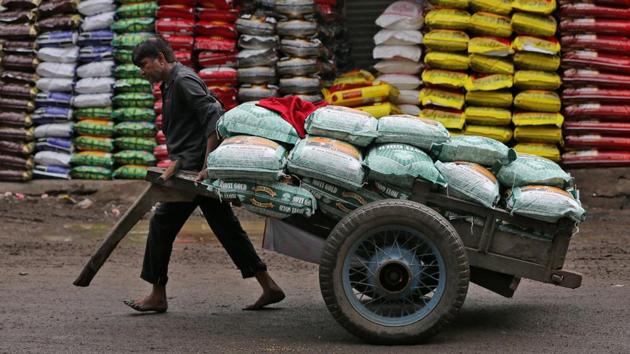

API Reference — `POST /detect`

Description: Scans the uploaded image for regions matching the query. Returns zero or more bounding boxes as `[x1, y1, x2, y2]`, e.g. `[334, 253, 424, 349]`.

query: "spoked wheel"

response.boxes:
[319, 200, 469, 345]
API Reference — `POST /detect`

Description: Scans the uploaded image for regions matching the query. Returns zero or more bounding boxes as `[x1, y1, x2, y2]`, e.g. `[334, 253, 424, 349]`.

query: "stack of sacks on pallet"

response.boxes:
[0, 0, 39, 182]
[373, 1, 424, 116]
[560, 1, 630, 167]
[33, 0, 82, 179]
[69, 0, 116, 180]
[110, 0, 157, 180]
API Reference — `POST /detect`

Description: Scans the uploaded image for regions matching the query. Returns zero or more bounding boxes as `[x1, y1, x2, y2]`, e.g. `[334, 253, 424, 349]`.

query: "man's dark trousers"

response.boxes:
[141, 196, 267, 285]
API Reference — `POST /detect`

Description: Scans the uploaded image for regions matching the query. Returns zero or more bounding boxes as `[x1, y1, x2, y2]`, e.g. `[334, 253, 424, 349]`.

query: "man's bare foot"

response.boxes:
[243, 288, 286, 311]
[124, 286, 168, 313]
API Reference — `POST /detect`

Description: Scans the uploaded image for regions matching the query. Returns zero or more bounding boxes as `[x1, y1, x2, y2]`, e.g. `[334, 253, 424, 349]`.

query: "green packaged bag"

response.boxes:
[376, 115, 450, 151]
[114, 64, 143, 79]
[70, 151, 114, 168]
[365, 143, 447, 189]
[431, 136, 517, 167]
[113, 93, 154, 108]
[302, 178, 382, 220]
[114, 150, 156, 166]
[497, 154, 573, 189]
[75, 119, 115, 137]
[74, 107, 112, 121]
[217, 102, 299, 145]
[506, 186, 586, 223]
[112, 33, 155, 49]
[114, 79, 152, 94]
[435, 161, 500, 208]
[115, 121, 155, 137]
[112, 108, 155, 122]
[113, 49, 133, 64]
[71, 166, 112, 180]
[74, 136, 114, 152]
[113, 165, 148, 179]
[111, 17, 155, 33]
[115, 2, 158, 19]
[114, 137, 156, 151]
[305, 106, 378, 147]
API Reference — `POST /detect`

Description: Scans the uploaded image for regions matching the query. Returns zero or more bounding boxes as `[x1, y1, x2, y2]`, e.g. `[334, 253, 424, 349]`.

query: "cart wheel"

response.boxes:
[319, 200, 469, 345]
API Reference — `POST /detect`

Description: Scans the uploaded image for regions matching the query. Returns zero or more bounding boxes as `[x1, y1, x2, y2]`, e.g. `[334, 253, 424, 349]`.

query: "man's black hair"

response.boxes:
[132, 38, 176, 67]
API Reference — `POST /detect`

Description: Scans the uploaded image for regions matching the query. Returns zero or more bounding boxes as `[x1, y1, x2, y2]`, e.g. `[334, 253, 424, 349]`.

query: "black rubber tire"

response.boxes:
[319, 199, 470, 345]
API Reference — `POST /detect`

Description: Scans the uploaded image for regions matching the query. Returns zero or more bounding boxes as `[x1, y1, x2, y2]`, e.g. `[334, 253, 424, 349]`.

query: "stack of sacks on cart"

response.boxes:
[203, 98, 585, 233]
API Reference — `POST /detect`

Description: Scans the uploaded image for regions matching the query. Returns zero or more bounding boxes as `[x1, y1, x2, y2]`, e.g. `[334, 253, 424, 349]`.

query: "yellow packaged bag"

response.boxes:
[420, 87, 466, 110]
[448, 129, 465, 137]
[466, 90, 513, 108]
[514, 126, 563, 143]
[422, 69, 468, 88]
[465, 74, 513, 91]
[355, 102, 401, 118]
[428, 0, 469, 9]
[327, 83, 398, 107]
[465, 125, 513, 143]
[514, 70, 562, 90]
[469, 54, 514, 74]
[513, 36, 561, 55]
[424, 52, 470, 71]
[420, 107, 466, 130]
[513, 143, 561, 162]
[511, 12, 557, 37]
[512, 112, 564, 127]
[468, 36, 514, 57]
[469, 12, 512, 38]
[514, 90, 561, 112]
[425, 9, 471, 30]
[424, 30, 469, 52]
[328, 70, 375, 92]
[512, 0, 557, 15]
[465, 106, 512, 126]
[513, 52, 560, 72]
[471, 0, 512, 15]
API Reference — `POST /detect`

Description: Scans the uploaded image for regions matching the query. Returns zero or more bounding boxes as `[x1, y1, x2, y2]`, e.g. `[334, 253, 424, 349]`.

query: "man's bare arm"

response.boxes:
[195, 133, 220, 181]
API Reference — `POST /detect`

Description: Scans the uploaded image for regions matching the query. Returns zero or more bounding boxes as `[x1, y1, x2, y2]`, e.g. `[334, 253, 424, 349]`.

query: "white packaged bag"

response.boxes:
[37, 46, 79, 63]
[36, 78, 74, 92]
[78, 0, 115, 16]
[34, 151, 72, 167]
[377, 74, 422, 90]
[36, 62, 76, 79]
[72, 93, 112, 108]
[374, 30, 423, 46]
[399, 104, 421, 116]
[34, 123, 74, 139]
[75, 77, 115, 94]
[394, 89, 421, 105]
[373, 45, 422, 62]
[81, 11, 115, 31]
[375, 59, 423, 74]
[375, 1, 424, 30]
[77, 60, 114, 78]
[435, 161, 500, 208]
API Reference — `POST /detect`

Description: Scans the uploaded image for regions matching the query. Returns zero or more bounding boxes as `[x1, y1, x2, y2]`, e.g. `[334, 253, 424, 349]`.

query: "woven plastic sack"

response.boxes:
[114, 137, 156, 151]
[114, 122, 155, 138]
[217, 102, 298, 145]
[112, 108, 155, 122]
[75, 120, 114, 137]
[435, 161, 500, 208]
[514, 143, 560, 162]
[422, 69, 468, 88]
[112, 93, 154, 109]
[113, 165, 148, 179]
[470, 12, 512, 38]
[425, 9, 470, 30]
[512, 112, 563, 127]
[420, 87, 465, 110]
[514, 52, 560, 72]
[431, 136, 517, 166]
[465, 74, 513, 91]
[287, 136, 365, 190]
[302, 178, 383, 220]
[376, 115, 450, 151]
[465, 125, 513, 143]
[512, 12, 556, 37]
[514, 90, 561, 112]
[305, 106, 378, 147]
[74, 136, 114, 152]
[70, 151, 113, 168]
[71, 166, 112, 180]
[514, 126, 562, 143]
[113, 150, 156, 166]
[424, 52, 469, 71]
[115, 2, 157, 18]
[420, 108, 466, 130]
[465, 107, 512, 126]
[424, 30, 469, 52]
[471, 0, 512, 15]
[513, 0, 557, 15]
[514, 71, 561, 90]
[466, 90, 513, 108]
[497, 154, 572, 189]
[206, 136, 287, 182]
[470, 55, 514, 75]
[506, 186, 585, 223]
[468, 36, 514, 57]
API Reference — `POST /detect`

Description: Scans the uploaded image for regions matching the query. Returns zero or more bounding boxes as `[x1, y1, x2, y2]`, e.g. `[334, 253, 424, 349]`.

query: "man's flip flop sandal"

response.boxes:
[123, 300, 167, 313]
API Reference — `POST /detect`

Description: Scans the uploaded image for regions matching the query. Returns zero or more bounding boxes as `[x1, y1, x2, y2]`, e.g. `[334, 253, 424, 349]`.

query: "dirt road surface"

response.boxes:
[0, 180, 629, 353]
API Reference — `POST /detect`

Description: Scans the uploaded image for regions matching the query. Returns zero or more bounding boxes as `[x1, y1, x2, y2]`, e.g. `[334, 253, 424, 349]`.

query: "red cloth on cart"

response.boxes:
[256, 96, 327, 138]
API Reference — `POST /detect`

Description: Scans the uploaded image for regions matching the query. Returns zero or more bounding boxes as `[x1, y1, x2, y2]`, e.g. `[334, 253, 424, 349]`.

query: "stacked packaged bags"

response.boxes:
[110, 1, 157, 179]
[373, 1, 424, 116]
[560, 1, 630, 166]
[33, 0, 82, 179]
[0, 0, 39, 182]
[156, 0, 194, 69]
[314, 0, 348, 86]
[70, 0, 116, 180]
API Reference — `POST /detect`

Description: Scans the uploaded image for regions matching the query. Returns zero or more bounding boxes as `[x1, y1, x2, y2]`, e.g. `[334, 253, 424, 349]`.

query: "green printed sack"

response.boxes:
[113, 49, 133, 64]
[111, 18, 155, 33]
[114, 79, 152, 94]
[302, 178, 382, 220]
[209, 179, 317, 219]
[71, 166, 112, 180]
[373, 181, 412, 200]
[115, 2, 157, 19]
[114, 150, 156, 166]
[112, 108, 155, 122]
[75, 107, 112, 121]
[114, 121, 156, 137]
[113, 165, 148, 180]
[497, 154, 573, 189]
[114, 64, 143, 79]
[217, 102, 299, 145]
[431, 135, 516, 167]
[114, 137, 156, 151]
[113, 93, 154, 109]
[70, 151, 113, 168]
[112, 33, 155, 49]
[506, 186, 586, 223]
[287, 136, 365, 190]
[305, 106, 378, 147]
[206, 136, 287, 182]
[75, 120, 115, 137]
[365, 144, 447, 189]
[74, 136, 114, 152]
[376, 115, 450, 151]
[435, 161, 500, 208]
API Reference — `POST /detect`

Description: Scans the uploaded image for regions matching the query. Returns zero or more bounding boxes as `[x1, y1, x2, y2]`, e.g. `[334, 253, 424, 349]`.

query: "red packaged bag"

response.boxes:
[209, 86, 238, 108]
[560, 4, 630, 19]
[194, 21, 237, 38]
[156, 18, 194, 35]
[563, 88, 630, 104]
[198, 67, 237, 86]
[560, 19, 630, 36]
[155, 114, 163, 130]
[564, 103, 630, 121]
[153, 85, 161, 100]
[156, 130, 166, 145]
[565, 134, 630, 150]
[198, 0, 235, 10]
[198, 8, 239, 22]
[174, 50, 193, 68]
[154, 101, 163, 115]
[562, 150, 630, 168]
[565, 121, 630, 136]
[563, 69, 630, 88]
[559, 0, 630, 7]
[157, 5, 195, 21]
[161, 34, 194, 51]
[154, 144, 169, 160]
[157, 159, 173, 168]
[562, 51, 630, 74]
[196, 50, 237, 68]
[561, 35, 630, 54]
[194, 36, 236, 52]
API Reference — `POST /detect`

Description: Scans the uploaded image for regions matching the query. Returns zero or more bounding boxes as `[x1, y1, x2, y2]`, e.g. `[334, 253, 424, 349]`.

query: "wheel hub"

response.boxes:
[378, 261, 411, 293]
[368, 246, 421, 299]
